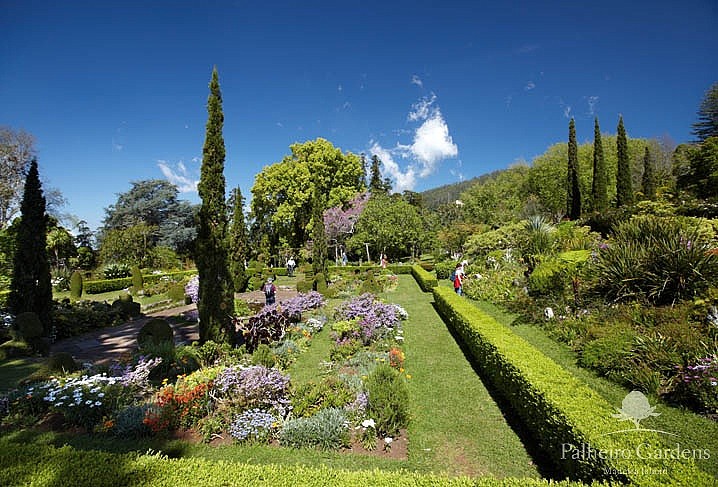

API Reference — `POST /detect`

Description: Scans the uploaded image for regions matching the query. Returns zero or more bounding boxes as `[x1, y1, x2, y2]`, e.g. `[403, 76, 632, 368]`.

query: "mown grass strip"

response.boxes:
[391, 275, 540, 478]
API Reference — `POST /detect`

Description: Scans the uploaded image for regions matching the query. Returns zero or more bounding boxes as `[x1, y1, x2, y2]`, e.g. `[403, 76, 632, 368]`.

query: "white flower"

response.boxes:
[94, 401, 102, 406]
[98, 392, 105, 398]
[395, 336, 404, 341]
[361, 419, 376, 429]
[384, 437, 393, 444]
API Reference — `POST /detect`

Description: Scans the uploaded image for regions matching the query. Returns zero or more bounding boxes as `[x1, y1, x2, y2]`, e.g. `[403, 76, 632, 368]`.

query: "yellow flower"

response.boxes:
[406, 374, 412, 379]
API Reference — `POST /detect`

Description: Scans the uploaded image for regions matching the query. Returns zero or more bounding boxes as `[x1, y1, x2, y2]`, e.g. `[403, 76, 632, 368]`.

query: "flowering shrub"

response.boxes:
[109, 356, 163, 392]
[230, 408, 277, 443]
[214, 365, 290, 416]
[674, 355, 718, 413]
[335, 294, 402, 345]
[388, 347, 405, 369]
[184, 275, 199, 304]
[35, 374, 131, 430]
[238, 308, 289, 352]
[278, 291, 325, 322]
[144, 381, 211, 432]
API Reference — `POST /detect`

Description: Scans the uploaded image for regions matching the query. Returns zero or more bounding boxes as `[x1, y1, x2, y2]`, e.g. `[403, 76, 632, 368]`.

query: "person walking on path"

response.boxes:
[261, 277, 277, 306]
[286, 257, 296, 277]
[453, 262, 464, 296]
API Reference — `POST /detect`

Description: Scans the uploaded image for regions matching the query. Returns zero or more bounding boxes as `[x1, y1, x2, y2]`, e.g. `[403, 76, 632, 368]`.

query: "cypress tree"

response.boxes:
[591, 117, 608, 212]
[196, 67, 235, 344]
[567, 118, 581, 220]
[616, 116, 633, 207]
[9, 159, 53, 335]
[311, 186, 328, 282]
[369, 155, 386, 194]
[641, 146, 657, 200]
[228, 186, 248, 292]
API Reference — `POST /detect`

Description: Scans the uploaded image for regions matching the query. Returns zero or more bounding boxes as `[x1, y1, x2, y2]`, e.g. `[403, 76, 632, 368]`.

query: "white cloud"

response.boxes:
[524, 81, 535, 91]
[505, 95, 513, 108]
[587, 96, 599, 116]
[157, 159, 199, 193]
[563, 105, 572, 118]
[370, 94, 458, 191]
[407, 94, 437, 122]
[338, 84, 343, 92]
[411, 74, 423, 88]
[276, 122, 284, 128]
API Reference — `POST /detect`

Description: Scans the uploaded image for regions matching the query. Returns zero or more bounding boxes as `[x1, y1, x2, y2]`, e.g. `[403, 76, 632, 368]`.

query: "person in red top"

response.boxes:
[453, 263, 464, 296]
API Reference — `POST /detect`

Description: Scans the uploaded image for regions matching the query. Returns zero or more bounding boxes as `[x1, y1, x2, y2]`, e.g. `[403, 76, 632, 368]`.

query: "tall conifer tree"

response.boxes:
[567, 118, 581, 219]
[228, 186, 248, 292]
[369, 155, 387, 194]
[196, 67, 234, 344]
[616, 116, 633, 207]
[9, 159, 53, 335]
[641, 146, 657, 200]
[692, 82, 718, 142]
[591, 117, 608, 212]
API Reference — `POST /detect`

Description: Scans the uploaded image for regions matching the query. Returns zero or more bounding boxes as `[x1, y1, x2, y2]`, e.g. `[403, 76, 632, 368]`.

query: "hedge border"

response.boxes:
[0, 441, 598, 487]
[432, 287, 712, 486]
[411, 264, 438, 292]
[84, 270, 197, 294]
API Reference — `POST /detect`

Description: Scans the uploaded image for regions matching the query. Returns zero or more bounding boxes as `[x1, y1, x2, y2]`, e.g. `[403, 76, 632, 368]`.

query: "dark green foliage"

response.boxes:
[434, 260, 455, 280]
[364, 363, 409, 437]
[138, 318, 174, 348]
[594, 216, 718, 304]
[52, 300, 124, 339]
[167, 282, 186, 302]
[591, 117, 608, 212]
[103, 263, 131, 279]
[196, 67, 235, 345]
[15, 311, 43, 339]
[311, 188, 328, 283]
[411, 264, 437, 292]
[9, 159, 52, 335]
[291, 377, 354, 418]
[692, 81, 718, 142]
[359, 270, 381, 294]
[685, 137, 718, 199]
[314, 273, 328, 295]
[578, 331, 635, 377]
[69, 271, 83, 300]
[368, 154, 390, 194]
[228, 186, 249, 292]
[566, 119, 581, 220]
[239, 308, 289, 352]
[296, 279, 313, 293]
[0, 339, 33, 360]
[251, 343, 276, 368]
[111, 294, 141, 319]
[615, 116, 633, 207]
[641, 146, 657, 200]
[46, 352, 79, 373]
[131, 265, 143, 294]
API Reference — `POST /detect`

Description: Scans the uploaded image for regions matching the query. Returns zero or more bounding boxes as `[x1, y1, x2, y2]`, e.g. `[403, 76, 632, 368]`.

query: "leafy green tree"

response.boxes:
[460, 164, 530, 226]
[692, 82, 718, 142]
[641, 146, 657, 200]
[228, 186, 248, 292]
[250, 138, 364, 252]
[567, 118, 581, 219]
[46, 220, 76, 271]
[348, 194, 424, 261]
[196, 67, 235, 345]
[591, 118, 608, 212]
[687, 137, 718, 198]
[9, 159, 53, 335]
[616, 116, 633, 207]
[311, 186, 328, 280]
[0, 127, 35, 229]
[99, 223, 157, 267]
[100, 179, 196, 256]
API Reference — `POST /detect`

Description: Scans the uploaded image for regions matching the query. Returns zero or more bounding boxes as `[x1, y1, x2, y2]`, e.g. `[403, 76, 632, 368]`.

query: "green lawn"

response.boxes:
[469, 299, 718, 479]
[0, 358, 43, 392]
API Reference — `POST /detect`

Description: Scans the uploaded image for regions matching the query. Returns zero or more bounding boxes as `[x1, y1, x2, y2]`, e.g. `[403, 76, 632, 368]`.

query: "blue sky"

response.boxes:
[1, 0, 716, 232]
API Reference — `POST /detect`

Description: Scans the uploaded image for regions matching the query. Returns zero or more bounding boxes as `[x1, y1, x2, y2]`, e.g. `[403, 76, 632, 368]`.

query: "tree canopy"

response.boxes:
[0, 127, 35, 229]
[692, 82, 718, 142]
[250, 138, 365, 252]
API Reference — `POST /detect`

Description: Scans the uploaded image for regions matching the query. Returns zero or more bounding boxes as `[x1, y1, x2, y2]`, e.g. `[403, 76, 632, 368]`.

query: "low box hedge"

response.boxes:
[432, 287, 713, 486]
[0, 440, 598, 487]
[412, 264, 438, 292]
[84, 270, 197, 294]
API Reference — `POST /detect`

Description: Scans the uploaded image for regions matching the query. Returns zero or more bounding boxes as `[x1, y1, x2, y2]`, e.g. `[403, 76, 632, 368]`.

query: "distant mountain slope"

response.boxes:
[420, 169, 505, 208]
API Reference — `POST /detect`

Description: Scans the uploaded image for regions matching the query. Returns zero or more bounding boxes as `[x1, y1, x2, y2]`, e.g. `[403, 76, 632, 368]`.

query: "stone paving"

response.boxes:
[49, 285, 299, 366]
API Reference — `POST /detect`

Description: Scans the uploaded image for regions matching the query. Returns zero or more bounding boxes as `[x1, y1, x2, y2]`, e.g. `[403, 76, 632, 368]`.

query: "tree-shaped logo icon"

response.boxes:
[611, 391, 660, 429]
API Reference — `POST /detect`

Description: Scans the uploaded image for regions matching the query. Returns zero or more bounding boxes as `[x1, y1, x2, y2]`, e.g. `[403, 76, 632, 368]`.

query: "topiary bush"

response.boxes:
[138, 318, 174, 348]
[131, 265, 144, 295]
[46, 352, 79, 374]
[69, 271, 83, 300]
[167, 282, 186, 302]
[111, 294, 141, 319]
[15, 312, 43, 340]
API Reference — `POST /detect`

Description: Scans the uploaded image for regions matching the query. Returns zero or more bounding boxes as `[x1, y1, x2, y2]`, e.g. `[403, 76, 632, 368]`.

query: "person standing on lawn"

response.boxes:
[261, 277, 277, 306]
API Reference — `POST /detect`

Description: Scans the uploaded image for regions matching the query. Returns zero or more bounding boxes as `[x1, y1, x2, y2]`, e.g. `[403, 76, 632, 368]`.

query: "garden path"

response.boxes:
[49, 285, 299, 366]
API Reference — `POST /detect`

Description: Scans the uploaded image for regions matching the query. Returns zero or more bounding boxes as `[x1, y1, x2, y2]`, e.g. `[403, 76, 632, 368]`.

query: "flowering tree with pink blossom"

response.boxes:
[324, 192, 368, 259]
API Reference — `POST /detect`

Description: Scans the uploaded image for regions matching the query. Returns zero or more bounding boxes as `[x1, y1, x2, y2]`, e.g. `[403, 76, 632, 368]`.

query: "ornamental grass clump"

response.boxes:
[279, 407, 350, 450]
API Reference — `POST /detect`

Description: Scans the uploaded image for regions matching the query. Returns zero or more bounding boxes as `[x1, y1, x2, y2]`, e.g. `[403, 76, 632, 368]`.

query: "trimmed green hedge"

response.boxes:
[0, 290, 9, 307]
[84, 270, 197, 294]
[0, 441, 597, 487]
[432, 287, 713, 486]
[412, 264, 438, 292]
[327, 264, 413, 275]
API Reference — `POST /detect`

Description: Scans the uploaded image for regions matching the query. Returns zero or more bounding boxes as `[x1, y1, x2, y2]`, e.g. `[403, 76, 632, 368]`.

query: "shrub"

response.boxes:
[279, 407, 350, 450]
[111, 294, 141, 319]
[296, 279, 313, 293]
[229, 408, 277, 443]
[251, 344, 276, 368]
[593, 216, 718, 304]
[434, 260, 455, 280]
[291, 377, 354, 418]
[112, 404, 152, 438]
[46, 352, 79, 374]
[167, 283, 186, 302]
[69, 271, 83, 300]
[0, 339, 33, 360]
[364, 363, 409, 437]
[84, 277, 133, 294]
[131, 265, 144, 295]
[138, 318, 174, 348]
[411, 264, 437, 292]
[102, 263, 131, 280]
